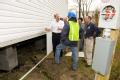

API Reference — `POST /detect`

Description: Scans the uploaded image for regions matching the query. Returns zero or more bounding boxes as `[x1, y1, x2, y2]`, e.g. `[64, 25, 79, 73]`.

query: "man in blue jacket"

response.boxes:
[84, 16, 100, 66]
[78, 17, 85, 51]
[55, 11, 80, 70]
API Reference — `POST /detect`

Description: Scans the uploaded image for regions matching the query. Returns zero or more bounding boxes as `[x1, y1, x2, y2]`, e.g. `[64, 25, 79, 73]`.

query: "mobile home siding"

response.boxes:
[0, 0, 68, 38]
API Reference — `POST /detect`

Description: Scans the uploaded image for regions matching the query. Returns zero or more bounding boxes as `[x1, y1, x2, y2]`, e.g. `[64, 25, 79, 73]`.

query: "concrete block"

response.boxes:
[34, 36, 46, 50]
[0, 46, 18, 71]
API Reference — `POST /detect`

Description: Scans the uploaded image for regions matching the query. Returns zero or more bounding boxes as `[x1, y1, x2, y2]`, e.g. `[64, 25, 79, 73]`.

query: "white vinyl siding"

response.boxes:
[0, 0, 68, 47]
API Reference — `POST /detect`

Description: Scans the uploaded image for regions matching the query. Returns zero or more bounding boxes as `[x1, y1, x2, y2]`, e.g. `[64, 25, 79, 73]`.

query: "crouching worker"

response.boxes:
[55, 11, 80, 71]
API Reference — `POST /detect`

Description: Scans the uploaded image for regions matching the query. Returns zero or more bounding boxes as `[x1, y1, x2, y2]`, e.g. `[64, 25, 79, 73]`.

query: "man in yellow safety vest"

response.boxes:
[55, 11, 80, 71]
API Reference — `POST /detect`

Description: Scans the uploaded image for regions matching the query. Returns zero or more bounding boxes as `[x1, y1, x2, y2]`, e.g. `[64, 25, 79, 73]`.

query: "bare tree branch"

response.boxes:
[87, 0, 92, 15]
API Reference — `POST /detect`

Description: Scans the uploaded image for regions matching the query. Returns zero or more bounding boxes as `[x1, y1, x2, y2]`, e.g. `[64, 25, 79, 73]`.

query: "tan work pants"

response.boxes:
[84, 37, 94, 65]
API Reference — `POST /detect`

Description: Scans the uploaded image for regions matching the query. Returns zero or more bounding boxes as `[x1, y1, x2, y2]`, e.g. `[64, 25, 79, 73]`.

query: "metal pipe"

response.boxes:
[19, 54, 50, 80]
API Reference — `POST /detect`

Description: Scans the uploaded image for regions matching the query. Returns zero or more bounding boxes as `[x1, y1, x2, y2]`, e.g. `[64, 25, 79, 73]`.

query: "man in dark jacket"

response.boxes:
[55, 11, 80, 70]
[78, 17, 85, 51]
[84, 16, 100, 66]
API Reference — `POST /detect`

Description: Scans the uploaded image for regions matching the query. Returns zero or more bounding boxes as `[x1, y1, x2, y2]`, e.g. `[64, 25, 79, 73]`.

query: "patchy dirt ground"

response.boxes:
[0, 42, 94, 80]
[0, 42, 46, 80]
[25, 55, 94, 80]
[0, 35, 120, 80]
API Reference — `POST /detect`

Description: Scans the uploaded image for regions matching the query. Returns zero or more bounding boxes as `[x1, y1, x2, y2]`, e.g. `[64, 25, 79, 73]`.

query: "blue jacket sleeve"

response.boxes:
[61, 24, 69, 41]
[94, 25, 101, 37]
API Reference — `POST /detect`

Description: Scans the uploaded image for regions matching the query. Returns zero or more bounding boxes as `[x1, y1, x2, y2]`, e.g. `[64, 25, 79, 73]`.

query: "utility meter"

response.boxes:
[98, 1, 120, 29]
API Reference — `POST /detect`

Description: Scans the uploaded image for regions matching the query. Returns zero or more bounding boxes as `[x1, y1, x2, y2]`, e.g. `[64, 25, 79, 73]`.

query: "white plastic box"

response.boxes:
[92, 37, 115, 75]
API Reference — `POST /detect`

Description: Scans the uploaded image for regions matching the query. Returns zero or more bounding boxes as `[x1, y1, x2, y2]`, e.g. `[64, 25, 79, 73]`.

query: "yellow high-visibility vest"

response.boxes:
[68, 21, 79, 41]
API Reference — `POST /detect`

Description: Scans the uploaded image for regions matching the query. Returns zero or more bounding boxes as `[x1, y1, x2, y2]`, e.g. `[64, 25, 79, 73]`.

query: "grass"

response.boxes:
[110, 33, 120, 80]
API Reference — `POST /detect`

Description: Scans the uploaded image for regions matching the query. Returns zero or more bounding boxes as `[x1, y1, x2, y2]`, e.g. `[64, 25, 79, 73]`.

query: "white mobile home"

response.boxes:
[0, 0, 68, 71]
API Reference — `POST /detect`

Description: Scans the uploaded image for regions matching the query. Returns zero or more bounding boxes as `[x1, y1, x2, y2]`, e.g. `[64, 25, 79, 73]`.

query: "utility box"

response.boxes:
[92, 37, 115, 75]
[98, 1, 120, 29]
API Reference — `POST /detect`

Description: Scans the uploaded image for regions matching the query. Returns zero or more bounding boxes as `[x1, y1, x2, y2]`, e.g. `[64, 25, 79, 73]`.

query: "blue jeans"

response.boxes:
[55, 43, 78, 70]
